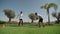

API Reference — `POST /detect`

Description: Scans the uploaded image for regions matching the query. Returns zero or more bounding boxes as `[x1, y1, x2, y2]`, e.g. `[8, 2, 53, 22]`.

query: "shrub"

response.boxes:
[0, 21, 6, 24]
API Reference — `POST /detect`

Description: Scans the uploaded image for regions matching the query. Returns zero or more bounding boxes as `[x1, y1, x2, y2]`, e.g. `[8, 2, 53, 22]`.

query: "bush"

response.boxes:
[0, 21, 6, 24]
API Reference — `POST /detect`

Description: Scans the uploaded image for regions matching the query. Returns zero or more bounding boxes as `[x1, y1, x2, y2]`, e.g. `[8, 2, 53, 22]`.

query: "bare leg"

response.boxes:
[21, 19, 23, 26]
[38, 22, 41, 28]
[18, 19, 21, 26]
[38, 18, 41, 27]
[41, 22, 45, 27]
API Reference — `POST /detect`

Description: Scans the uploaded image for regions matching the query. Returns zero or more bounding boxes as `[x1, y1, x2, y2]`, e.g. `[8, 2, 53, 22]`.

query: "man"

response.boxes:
[35, 12, 45, 27]
[17, 11, 23, 26]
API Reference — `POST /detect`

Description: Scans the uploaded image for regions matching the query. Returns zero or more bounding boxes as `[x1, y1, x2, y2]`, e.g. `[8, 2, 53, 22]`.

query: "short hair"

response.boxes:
[35, 12, 37, 15]
[20, 11, 22, 13]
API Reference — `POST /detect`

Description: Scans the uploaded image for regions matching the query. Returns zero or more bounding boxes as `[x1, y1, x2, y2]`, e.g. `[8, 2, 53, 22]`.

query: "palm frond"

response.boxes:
[48, 3, 58, 11]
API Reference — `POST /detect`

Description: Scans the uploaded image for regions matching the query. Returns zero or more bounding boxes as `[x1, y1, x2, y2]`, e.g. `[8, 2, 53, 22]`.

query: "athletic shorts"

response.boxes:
[39, 18, 43, 22]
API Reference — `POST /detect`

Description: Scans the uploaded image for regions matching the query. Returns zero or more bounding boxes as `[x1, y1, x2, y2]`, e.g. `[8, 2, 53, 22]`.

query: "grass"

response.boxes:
[0, 23, 60, 34]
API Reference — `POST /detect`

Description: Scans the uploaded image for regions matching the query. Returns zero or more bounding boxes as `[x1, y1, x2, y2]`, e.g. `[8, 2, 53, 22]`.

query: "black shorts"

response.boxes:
[19, 19, 23, 21]
[39, 18, 43, 22]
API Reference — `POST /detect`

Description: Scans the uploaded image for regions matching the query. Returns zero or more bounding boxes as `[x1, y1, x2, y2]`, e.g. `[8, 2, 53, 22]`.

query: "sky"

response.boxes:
[0, 0, 60, 22]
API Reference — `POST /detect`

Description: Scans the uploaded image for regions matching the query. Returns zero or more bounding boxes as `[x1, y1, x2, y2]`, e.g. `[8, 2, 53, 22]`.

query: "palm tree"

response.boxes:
[41, 3, 58, 25]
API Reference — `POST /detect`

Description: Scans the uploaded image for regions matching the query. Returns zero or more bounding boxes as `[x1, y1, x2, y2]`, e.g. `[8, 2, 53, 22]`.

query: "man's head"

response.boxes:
[35, 12, 37, 15]
[20, 11, 22, 14]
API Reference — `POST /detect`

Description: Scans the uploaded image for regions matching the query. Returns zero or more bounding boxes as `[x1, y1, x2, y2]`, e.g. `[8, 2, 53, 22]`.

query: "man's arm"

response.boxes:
[17, 14, 19, 18]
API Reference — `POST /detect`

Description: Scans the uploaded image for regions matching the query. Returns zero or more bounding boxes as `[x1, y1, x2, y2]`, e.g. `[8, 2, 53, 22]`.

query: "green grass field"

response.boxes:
[0, 23, 60, 34]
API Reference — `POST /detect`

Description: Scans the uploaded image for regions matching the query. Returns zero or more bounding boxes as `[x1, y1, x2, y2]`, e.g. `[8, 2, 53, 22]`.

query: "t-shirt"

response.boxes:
[37, 14, 43, 19]
[18, 13, 23, 19]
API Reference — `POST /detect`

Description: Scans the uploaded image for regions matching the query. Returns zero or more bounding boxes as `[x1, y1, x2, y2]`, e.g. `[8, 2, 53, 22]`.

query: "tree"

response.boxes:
[28, 13, 38, 23]
[41, 3, 58, 25]
[58, 12, 60, 19]
[52, 12, 60, 23]
[3, 9, 15, 22]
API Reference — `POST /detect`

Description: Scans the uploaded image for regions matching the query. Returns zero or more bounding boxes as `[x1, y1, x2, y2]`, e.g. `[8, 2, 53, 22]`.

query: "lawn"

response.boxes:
[0, 23, 60, 34]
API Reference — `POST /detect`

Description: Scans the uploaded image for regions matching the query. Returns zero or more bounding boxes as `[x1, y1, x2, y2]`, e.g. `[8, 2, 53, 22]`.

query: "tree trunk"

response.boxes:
[57, 18, 59, 23]
[31, 20, 33, 23]
[47, 9, 50, 25]
[9, 18, 11, 22]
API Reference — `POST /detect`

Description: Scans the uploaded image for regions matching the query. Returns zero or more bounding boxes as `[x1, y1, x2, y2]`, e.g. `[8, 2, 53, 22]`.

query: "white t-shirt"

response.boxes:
[38, 14, 42, 17]
[37, 14, 43, 18]
[34, 14, 42, 20]
[18, 13, 23, 19]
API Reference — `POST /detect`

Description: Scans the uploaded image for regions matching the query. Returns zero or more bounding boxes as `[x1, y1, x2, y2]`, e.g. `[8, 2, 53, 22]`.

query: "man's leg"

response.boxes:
[18, 19, 21, 26]
[41, 22, 45, 27]
[38, 19, 41, 27]
[21, 19, 23, 26]
[41, 19, 45, 27]
[38, 22, 41, 27]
